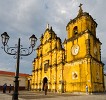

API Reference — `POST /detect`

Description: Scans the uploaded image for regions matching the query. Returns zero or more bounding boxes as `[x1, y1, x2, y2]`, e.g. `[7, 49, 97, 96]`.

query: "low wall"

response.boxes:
[0, 86, 26, 91]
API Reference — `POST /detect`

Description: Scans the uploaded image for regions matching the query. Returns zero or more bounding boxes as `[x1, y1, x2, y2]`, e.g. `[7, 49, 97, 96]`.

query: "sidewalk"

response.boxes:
[0, 92, 24, 100]
[0, 91, 106, 100]
[0, 92, 12, 100]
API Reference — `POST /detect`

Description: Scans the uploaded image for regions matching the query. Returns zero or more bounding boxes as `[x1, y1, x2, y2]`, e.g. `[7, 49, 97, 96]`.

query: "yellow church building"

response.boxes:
[30, 4, 104, 93]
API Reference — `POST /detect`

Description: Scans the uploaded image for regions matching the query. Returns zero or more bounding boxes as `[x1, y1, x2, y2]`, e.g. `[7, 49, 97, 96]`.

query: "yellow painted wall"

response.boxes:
[30, 7, 104, 93]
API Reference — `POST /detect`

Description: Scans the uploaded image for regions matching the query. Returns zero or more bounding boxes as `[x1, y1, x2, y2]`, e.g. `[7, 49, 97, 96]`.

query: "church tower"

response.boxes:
[63, 4, 104, 93]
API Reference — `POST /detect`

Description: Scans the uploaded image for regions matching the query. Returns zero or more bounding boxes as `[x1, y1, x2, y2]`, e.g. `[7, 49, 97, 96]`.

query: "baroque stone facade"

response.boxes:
[30, 5, 104, 93]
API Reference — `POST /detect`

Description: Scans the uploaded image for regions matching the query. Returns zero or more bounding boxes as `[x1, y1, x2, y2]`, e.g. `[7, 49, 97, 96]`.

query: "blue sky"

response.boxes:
[0, 0, 106, 74]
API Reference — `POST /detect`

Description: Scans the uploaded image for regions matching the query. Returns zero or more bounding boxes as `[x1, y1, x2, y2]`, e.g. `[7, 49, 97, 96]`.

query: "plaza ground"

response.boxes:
[0, 90, 106, 100]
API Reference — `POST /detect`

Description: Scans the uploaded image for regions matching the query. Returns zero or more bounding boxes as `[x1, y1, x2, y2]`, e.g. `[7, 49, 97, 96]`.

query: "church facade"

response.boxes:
[30, 5, 104, 93]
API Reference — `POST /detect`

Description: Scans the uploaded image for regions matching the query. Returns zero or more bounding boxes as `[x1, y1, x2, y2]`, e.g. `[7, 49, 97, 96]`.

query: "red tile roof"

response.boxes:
[0, 70, 29, 77]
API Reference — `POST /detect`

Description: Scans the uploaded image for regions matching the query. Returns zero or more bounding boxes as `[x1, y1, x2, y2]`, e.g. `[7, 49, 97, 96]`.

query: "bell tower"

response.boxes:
[63, 4, 104, 93]
[66, 4, 97, 39]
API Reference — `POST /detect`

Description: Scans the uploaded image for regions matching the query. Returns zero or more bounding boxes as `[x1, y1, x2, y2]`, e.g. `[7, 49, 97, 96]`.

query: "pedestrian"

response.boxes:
[9, 84, 12, 93]
[3, 83, 7, 93]
[85, 84, 88, 94]
[44, 83, 48, 95]
[3, 84, 5, 93]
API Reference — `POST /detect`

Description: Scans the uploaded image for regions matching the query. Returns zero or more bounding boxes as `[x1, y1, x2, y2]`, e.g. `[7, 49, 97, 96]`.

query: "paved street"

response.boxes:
[0, 91, 106, 100]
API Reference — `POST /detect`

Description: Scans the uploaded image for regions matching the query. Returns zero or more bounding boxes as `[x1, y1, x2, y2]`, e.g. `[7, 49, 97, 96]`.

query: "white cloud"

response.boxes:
[0, 67, 12, 71]
[61, 10, 66, 14]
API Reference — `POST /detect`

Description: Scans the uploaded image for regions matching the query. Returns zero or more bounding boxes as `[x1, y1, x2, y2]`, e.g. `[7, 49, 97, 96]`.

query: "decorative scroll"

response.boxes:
[72, 72, 78, 79]
[2, 43, 34, 58]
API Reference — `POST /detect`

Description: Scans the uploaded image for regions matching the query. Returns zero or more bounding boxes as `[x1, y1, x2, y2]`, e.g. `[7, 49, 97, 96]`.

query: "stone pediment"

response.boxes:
[42, 26, 57, 44]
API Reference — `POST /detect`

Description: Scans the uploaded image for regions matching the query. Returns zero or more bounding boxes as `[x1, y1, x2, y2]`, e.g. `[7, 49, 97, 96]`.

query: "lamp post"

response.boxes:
[1, 32, 37, 100]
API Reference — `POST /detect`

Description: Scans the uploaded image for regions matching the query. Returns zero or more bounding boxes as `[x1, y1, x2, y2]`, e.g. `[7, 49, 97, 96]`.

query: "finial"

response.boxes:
[78, 3, 83, 16]
[46, 24, 49, 29]
[41, 34, 43, 38]
[50, 26, 53, 31]
[79, 3, 83, 8]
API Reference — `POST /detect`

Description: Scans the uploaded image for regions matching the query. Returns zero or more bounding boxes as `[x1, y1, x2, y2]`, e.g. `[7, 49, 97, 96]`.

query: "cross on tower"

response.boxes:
[77, 3, 83, 16]
[79, 3, 83, 8]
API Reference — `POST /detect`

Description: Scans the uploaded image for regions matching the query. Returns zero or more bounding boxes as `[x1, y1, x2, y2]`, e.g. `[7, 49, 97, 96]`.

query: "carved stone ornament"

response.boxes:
[72, 72, 78, 79]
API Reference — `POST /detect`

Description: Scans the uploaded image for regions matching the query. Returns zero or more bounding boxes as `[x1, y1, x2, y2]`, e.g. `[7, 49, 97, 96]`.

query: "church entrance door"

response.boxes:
[42, 77, 48, 91]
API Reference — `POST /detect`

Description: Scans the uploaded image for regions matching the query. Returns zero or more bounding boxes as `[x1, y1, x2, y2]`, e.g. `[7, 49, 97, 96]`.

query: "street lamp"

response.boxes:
[1, 32, 37, 100]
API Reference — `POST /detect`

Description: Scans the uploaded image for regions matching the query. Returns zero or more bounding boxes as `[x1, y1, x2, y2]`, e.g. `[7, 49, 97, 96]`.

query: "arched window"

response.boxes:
[44, 60, 49, 72]
[73, 26, 78, 35]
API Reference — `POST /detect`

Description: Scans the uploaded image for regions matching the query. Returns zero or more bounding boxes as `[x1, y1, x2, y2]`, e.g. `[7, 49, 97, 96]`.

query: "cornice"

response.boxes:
[66, 29, 101, 44]
[66, 55, 104, 66]
[90, 56, 104, 66]
[66, 12, 97, 28]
